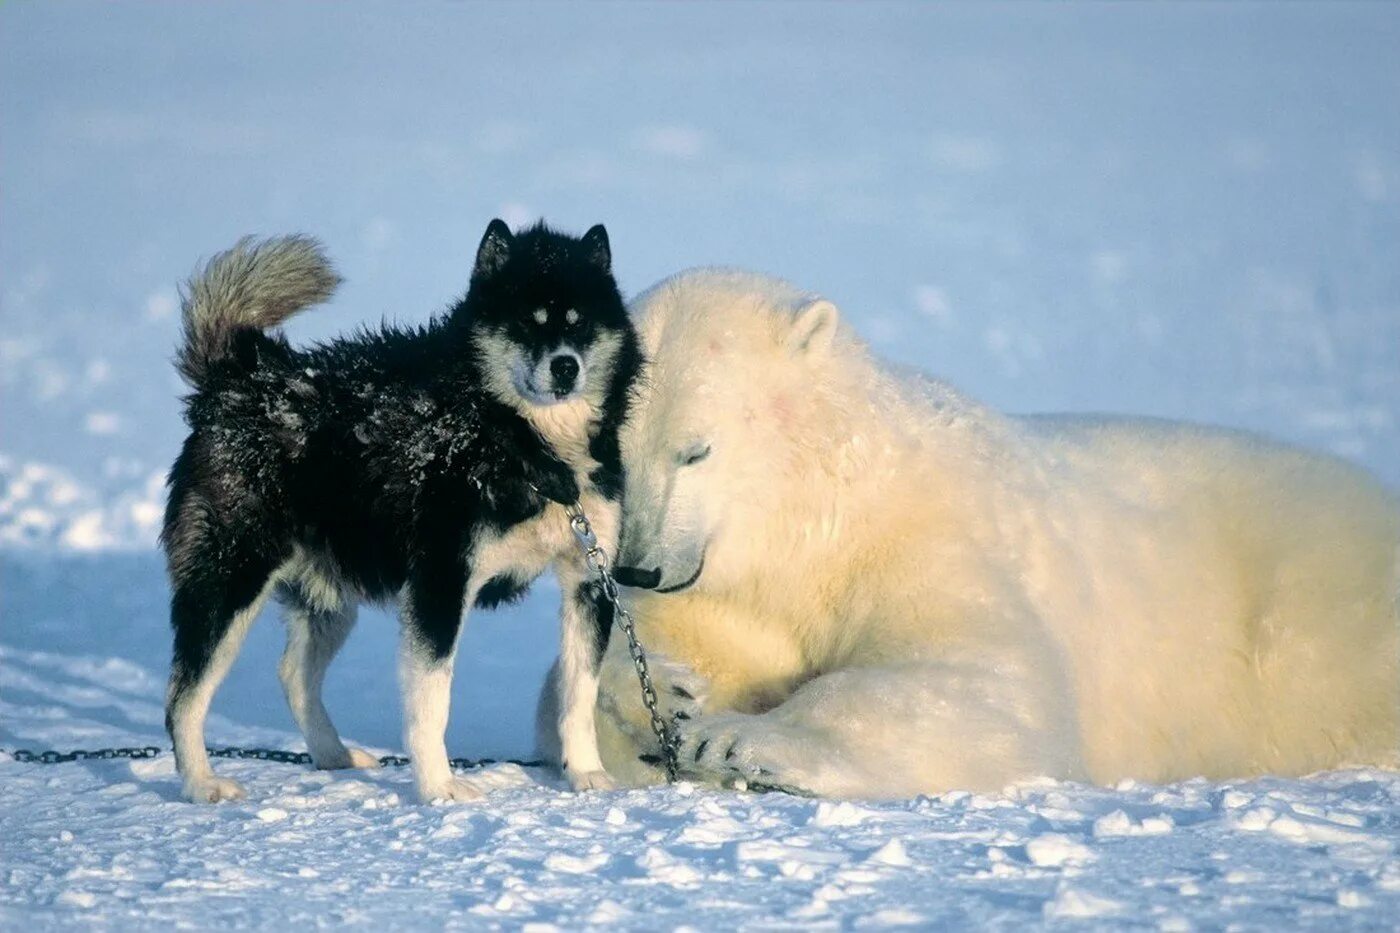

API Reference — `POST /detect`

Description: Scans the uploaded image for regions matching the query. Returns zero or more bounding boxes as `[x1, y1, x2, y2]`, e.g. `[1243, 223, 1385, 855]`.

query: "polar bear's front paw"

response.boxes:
[601, 652, 710, 764]
[674, 713, 814, 796]
[654, 658, 710, 721]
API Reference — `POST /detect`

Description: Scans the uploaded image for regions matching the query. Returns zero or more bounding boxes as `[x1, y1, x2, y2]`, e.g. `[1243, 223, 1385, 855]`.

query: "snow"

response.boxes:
[3, 1, 1399, 928]
[5, 560, 1400, 928]
[6, 677, 1400, 928]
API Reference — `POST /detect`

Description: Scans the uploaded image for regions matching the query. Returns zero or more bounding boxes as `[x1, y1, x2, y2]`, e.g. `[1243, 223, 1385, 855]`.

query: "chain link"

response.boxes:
[206, 748, 544, 770]
[565, 502, 681, 782]
[4, 746, 164, 764]
[1, 746, 545, 770]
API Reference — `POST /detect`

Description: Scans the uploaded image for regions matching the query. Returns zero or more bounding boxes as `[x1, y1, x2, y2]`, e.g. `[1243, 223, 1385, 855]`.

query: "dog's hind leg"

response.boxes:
[276, 579, 379, 771]
[165, 534, 284, 803]
[555, 570, 616, 791]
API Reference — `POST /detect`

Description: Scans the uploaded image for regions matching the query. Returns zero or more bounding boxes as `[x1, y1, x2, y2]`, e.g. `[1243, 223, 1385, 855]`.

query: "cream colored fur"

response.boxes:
[556, 268, 1400, 798]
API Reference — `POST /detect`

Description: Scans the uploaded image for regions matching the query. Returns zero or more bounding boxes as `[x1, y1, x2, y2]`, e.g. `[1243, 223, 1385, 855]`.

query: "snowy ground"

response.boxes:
[5, 624, 1400, 928]
[3, 2, 1399, 928]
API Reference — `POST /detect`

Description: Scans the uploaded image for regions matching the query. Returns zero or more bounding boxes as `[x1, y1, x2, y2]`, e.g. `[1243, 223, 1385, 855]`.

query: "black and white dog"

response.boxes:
[162, 220, 641, 803]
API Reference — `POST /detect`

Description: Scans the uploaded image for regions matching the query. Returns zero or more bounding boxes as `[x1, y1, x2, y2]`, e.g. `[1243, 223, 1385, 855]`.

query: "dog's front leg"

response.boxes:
[555, 566, 616, 791]
[400, 556, 481, 804]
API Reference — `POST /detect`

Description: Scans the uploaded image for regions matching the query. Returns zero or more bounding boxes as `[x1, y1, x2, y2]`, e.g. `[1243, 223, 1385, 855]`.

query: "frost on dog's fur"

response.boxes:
[568, 268, 1400, 798]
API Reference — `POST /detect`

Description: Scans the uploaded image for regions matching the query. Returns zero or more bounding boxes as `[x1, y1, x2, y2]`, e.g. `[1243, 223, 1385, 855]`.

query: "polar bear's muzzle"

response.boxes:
[614, 549, 705, 594]
[655, 554, 705, 593]
[613, 565, 662, 589]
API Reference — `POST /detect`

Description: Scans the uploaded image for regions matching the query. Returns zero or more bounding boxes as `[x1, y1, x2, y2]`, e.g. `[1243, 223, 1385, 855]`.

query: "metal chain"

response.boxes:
[565, 501, 681, 782]
[3, 746, 164, 764]
[0, 746, 544, 770]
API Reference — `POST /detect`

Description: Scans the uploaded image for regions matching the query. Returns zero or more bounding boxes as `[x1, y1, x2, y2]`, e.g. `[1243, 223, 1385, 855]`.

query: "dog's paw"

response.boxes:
[345, 747, 382, 769]
[315, 746, 382, 770]
[418, 776, 486, 804]
[675, 713, 813, 795]
[566, 767, 617, 792]
[183, 775, 247, 804]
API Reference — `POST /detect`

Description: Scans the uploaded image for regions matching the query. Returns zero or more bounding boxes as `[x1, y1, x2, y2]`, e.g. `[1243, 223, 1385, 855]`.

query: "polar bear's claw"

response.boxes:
[597, 651, 711, 766]
[674, 712, 814, 794]
[656, 660, 709, 719]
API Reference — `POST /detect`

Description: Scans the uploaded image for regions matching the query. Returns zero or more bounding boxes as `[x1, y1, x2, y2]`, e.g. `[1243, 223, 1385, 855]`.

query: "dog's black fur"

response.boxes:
[161, 220, 641, 798]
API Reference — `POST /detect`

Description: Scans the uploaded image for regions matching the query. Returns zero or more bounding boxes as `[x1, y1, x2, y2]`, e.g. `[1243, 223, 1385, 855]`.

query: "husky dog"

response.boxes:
[162, 220, 641, 804]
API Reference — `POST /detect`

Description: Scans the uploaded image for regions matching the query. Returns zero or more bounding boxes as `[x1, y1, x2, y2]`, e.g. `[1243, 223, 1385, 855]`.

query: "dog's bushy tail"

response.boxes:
[176, 235, 340, 386]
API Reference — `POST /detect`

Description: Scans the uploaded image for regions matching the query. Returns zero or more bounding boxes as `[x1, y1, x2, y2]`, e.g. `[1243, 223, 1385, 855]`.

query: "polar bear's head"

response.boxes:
[614, 269, 848, 595]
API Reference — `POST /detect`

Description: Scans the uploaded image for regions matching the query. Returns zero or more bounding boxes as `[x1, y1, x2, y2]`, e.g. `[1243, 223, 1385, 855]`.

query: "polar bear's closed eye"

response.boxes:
[677, 442, 712, 466]
[617, 276, 850, 595]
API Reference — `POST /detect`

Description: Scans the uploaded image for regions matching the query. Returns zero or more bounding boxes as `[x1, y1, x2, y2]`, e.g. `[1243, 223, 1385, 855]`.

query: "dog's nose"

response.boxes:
[549, 355, 580, 393]
[613, 565, 663, 590]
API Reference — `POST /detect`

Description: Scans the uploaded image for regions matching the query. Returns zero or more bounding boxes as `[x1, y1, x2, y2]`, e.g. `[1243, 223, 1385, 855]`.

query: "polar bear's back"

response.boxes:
[1022, 412, 1396, 520]
[1016, 413, 1399, 780]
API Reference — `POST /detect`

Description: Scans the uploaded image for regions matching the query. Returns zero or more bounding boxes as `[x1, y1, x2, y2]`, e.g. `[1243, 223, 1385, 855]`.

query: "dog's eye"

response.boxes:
[678, 442, 711, 466]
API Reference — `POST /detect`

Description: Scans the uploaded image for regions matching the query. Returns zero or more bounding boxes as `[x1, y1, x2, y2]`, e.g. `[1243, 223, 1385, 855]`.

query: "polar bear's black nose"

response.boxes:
[614, 565, 662, 590]
[549, 354, 580, 394]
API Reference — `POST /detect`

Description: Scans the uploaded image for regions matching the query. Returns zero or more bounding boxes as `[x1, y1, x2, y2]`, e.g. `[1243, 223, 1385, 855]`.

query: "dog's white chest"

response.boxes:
[468, 490, 619, 599]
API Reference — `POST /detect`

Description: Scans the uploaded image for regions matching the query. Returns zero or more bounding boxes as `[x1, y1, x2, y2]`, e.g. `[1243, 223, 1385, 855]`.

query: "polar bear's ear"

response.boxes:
[786, 298, 840, 356]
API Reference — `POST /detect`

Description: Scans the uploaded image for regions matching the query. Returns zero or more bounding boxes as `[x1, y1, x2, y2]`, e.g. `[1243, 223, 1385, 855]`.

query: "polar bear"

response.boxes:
[537, 268, 1400, 798]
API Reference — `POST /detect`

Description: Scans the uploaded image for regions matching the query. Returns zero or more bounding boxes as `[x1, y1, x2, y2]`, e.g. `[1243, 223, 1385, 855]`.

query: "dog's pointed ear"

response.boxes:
[786, 298, 840, 356]
[581, 224, 611, 273]
[474, 219, 514, 279]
